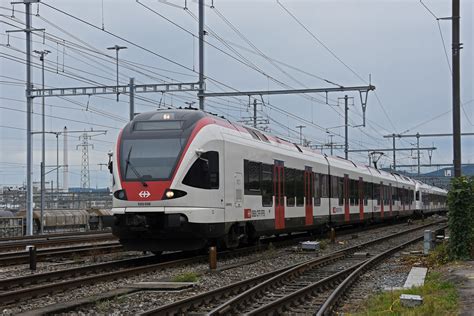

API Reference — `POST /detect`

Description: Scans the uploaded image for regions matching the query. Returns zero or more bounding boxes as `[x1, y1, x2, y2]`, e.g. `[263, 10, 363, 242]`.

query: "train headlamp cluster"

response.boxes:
[114, 189, 128, 200]
[163, 189, 187, 199]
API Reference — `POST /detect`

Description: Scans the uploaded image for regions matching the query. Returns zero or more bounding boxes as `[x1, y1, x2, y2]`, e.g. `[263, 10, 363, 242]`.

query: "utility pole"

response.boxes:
[107, 45, 127, 102]
[25, 0, 33, 236]
[329, 134, 334, 155]
[198, 0, 205, 110]
[296, 125, 305, 145]
[452, 0, 462, 177]
[129, 77, 135, 121]
[33, 49, 50, 234]
[344, 95, 349, 159]
[8, 0, 44, 235]
[416, 133, 421, 175]
[391, 133, 397, 171]
[253, 99, 257, 128]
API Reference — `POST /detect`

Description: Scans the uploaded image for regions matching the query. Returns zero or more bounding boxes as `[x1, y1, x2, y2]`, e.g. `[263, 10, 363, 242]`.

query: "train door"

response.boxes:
[344, 174, 349, 222]
[304, 167, 314, 226]
[273, 160, 285, 230]
[359, 177, 364, 220]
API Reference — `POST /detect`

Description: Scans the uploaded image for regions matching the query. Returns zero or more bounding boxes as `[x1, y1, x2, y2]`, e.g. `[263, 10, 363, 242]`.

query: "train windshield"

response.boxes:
[120, 138, 185, 181]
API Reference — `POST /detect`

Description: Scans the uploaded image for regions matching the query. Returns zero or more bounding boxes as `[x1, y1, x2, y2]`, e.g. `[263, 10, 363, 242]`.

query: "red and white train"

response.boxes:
[110, 109, 447, 253]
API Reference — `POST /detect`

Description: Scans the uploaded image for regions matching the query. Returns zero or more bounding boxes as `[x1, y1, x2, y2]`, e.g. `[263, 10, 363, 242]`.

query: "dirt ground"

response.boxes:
[443, 261, 474, 316]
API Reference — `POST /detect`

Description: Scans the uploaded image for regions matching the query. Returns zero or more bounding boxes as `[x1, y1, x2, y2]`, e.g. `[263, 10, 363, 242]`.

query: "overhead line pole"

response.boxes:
[26, 0, 33, 235]
[33, 49, 50, 234]
[198, 0, 205, 110]
[452, 0, 462, 177]
[344, 95, 349, 159]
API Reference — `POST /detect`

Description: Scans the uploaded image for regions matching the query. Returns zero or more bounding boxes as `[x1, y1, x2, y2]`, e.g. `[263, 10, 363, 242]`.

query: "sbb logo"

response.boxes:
[139, 191, 151, 198]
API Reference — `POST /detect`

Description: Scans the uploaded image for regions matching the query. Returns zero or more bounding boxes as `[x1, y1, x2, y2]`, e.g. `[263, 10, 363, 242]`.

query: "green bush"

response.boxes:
[447, 176, 474, 260]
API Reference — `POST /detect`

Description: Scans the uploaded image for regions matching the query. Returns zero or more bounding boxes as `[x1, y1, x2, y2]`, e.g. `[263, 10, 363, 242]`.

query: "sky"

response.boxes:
[0, 0, 473, 189]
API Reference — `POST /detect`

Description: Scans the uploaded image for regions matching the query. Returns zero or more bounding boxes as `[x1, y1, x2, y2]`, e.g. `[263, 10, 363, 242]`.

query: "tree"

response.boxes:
[447, 176, 474, 260]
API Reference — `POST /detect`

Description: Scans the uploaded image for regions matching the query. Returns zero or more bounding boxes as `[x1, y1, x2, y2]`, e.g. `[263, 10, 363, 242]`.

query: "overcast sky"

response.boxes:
[0, 0, 473, 189]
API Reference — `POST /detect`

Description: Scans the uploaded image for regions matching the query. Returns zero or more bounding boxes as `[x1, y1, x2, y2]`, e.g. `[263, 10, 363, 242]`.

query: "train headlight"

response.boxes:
[163, 189, 187, 199]
[113, 189, 128, 200]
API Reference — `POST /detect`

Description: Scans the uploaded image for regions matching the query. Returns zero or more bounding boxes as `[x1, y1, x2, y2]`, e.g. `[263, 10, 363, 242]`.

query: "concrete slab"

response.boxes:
[404, 267, 428, 288]
[127, 281, 195, 290]
[400, 294, 423, 307]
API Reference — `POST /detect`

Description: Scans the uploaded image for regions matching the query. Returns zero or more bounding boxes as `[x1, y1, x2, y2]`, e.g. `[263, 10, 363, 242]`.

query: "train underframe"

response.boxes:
[112, 208, 446, 253]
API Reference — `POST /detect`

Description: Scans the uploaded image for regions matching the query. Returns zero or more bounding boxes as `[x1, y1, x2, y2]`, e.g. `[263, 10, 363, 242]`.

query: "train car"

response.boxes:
[109, 109, 448, 253]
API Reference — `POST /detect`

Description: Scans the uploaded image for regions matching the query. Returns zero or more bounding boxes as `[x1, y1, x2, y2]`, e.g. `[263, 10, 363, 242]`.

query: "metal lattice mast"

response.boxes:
[77, 133, 92, 190]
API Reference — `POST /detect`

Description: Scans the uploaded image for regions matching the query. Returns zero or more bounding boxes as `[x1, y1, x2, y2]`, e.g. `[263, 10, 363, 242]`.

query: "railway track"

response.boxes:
[0, 230, 111, 243]
[0, 234, 308, 307]
[139, 221, 445, 315]
[0, 233, 116, 252]
[0, 242, 122, 266]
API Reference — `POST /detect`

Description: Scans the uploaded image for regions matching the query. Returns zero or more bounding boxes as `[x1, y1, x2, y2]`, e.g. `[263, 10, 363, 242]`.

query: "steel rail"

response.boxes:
[0, 230, 112, 242]
[0, 242, 122, 266]
[316, 224, 448, 316]
[0, 234, 116, 252]
[0, 234, 317, 307]
[138, 220, 445, 316]
[208, 221, 444, 315]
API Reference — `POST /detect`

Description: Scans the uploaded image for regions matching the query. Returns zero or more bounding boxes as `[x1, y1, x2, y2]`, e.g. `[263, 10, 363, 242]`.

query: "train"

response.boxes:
[109, 109, 447, 253]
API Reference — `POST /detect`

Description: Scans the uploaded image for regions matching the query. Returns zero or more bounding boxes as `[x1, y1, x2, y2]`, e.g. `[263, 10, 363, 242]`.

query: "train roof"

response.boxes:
[127, 109, 446, 192]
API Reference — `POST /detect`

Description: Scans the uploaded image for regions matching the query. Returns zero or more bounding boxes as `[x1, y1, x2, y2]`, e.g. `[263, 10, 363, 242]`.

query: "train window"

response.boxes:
[415, 191, 420, 201]
[182, 151, 219, 189]
[261, 164, 273, 207]
[374, 183, 380, 205]
[313, 173, 321, 206]
[364, 182, 372, 203]
[134, 120, 183, 131]
[349, 179, 358, 206]
[330, 176, 338, 200]
[338, 177, 344, 206]
[285, 168, 295, 207]
[244, 160, 261, 195]
[296, 170, 304, 207]
[321, 174, 329, 198]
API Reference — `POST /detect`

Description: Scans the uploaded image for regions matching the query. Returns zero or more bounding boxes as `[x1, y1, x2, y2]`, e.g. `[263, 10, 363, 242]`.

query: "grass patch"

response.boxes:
[355, 272, 458, 316]
[171, 271, 200, 282]
[401, 243, 451, 269]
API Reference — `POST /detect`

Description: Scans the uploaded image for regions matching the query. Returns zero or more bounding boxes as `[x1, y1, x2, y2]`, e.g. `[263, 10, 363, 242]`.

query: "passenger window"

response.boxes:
[244, 160, 261, 195]
[313, 173, 321, 206]
[321, 174, 329, 198]
[285, 168, 295, 207]
[261, 164, 273, 206]
[182, 151, 219, 189]
[295, 170, 304, 207]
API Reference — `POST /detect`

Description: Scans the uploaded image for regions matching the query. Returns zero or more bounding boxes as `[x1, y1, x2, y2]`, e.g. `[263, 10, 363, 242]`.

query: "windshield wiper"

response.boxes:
[124, 146, 148, 187]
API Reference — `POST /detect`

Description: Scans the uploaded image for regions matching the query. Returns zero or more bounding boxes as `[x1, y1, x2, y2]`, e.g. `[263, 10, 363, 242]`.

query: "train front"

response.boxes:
[110, 109, 225, 253]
